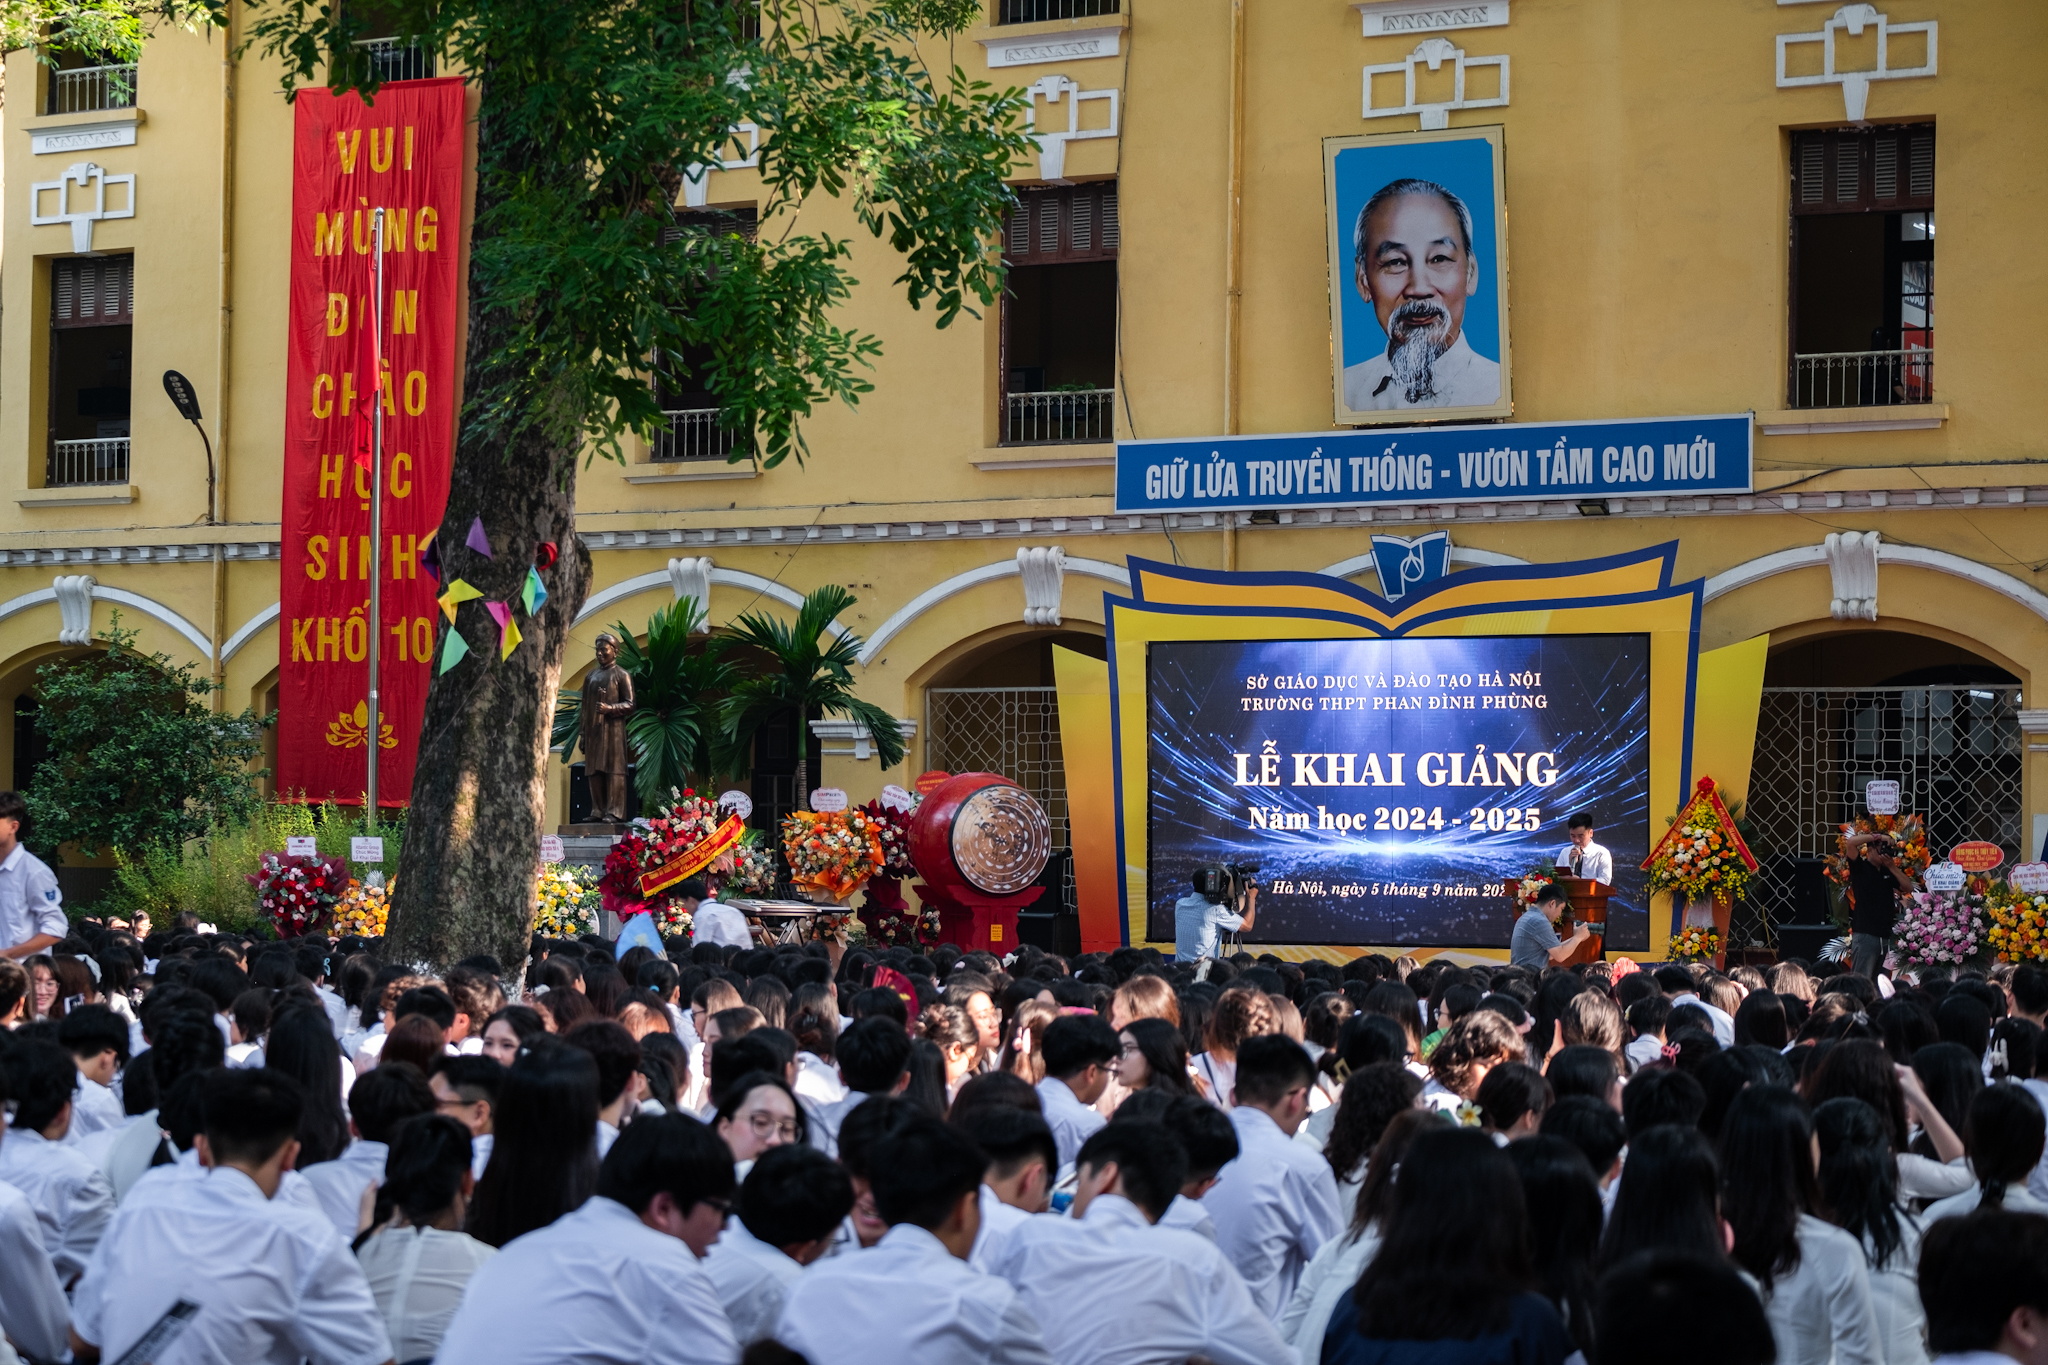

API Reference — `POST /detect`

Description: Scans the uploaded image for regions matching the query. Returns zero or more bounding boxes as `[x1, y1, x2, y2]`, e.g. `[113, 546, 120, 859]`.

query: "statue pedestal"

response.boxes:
[557, 823, 627, 838]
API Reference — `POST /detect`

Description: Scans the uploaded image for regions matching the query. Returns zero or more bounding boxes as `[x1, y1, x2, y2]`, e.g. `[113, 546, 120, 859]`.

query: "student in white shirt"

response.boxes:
[0, 796, 66, 962]
[1914, 1208, 2048, 1365]
[1114, 1088, 1239, 1241]
[299, 1060, 436, 1241]
[808, 1017, 912, 1158]
[1922, 1082, 2048, 1224]
[57, 1004, 129, 1141]
[437, 1113, 740, 1365]
[0, 1037, 116, 1286]
[0, 1070, 70, 1365]
[684, 877, 755, 950]
[949, 1104, 1057, 1270]
[1202, 1035, 1345, 1321]
[561, 1019, 648, 1161]
[355, 1112, 496, 1363]
[430, 1054, 503, 1183]
[69, 1067, 395, 1365]
[1655, 964, 1737, 1048]
[1814, 1097, 1929, 1365]
[778, 1113, 1056, 1365]
[1034, 1014, 1118, 1175]
[991, 1119, 1289, 1365]
[704, 1143, 854, 1343]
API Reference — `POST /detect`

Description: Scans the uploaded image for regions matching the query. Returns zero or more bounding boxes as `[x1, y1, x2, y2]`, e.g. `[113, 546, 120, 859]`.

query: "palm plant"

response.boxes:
[720, 584, 902, 811]
[552, 598, 740, 807]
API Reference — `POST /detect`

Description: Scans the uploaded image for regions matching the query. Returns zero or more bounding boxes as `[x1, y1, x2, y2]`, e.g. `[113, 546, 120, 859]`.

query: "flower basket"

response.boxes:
[598, 788, 744, 928]
[1887, 889, 1989, 973]
[1986, 886, 2048, 965]
[333, 878, 391, 939]
[1513, 866, 1563, 912]
[1642, 777, 1759, 904]
[781, 808, 885, 904]
[534, 863, 601, 938]
[247, 851, 348, 938]
[1669, 922, 1722, 964]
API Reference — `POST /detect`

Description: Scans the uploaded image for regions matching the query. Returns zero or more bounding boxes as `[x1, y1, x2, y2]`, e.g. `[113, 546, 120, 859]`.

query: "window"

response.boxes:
[1001, 182, 1117, 444]
[651, 206, 759, 461]
[996, 0, 1118, 23]
[46, 53, 136, 115]
[1789, 124, 1934, 408]
[48, 256, 134, 487]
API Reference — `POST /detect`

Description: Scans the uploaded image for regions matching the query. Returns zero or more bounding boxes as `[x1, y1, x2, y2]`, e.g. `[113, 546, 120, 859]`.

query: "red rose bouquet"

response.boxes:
[248, 851, 347, 938]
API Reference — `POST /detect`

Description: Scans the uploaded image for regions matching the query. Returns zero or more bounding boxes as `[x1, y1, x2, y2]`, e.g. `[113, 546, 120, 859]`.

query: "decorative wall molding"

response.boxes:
[1704, 542, 2048, 626]
[574, 565, 851, 640]
[666, 556, 714, 630]
[809, 716, 918, 760]
[1825, 530, 1880, 621]
[1354, 1, 1507, 38]
[1777, 5, 1936, 122]
[981, 25, 1120, 68]
[1363, 37, 1508, 130]
[222, 602, 281, 662]
[0, 579, 212, 657]
[0, 542, 274, 567]
[855, 555, 1131, 667]
[29, 160, 135, 253]
[1018, 546, 1067, 626]
[31, 119, 138, 157]
[1023, 74, 1118, 180]
[53, 574, 96, 643]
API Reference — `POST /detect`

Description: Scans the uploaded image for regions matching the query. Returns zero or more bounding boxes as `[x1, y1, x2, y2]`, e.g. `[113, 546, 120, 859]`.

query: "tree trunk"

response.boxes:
[382, 84, 590, 974]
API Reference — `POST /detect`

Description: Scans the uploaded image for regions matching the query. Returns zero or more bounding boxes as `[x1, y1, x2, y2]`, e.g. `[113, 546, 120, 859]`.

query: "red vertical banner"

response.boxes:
[278, 80, 464, 804]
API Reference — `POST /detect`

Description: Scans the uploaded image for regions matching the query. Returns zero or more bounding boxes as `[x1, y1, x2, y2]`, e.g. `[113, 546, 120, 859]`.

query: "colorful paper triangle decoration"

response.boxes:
[485, 600, 522, 660]
[437, 578, 484, 624]
[420, 532, 442, 585]
[521, 565, 548, 616]
[466, 517, 494, 558]
[438, 624, 470, 674]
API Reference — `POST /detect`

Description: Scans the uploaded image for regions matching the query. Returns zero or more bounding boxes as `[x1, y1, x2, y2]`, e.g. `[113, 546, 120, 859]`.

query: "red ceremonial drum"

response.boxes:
[909, 772, 1051, 952]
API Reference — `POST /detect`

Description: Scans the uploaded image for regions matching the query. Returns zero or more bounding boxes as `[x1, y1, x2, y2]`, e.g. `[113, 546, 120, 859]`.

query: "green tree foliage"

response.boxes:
[26, 619, 267, 858]
[0, 0, 221, 105]
[721, 584, 902, 810]
[551, 598, 741, 804]
[245, 0, 1032, 470]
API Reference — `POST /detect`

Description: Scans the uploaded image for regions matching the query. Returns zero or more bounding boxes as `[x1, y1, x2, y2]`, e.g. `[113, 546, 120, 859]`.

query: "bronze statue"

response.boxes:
[580, 632, 636, 824]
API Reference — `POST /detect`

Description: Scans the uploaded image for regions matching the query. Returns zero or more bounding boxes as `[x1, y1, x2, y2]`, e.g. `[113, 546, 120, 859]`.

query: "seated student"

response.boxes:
[1116, 1090, 1240, 1241]
[1924, 1081, 2048, 1221]
[1540, 1096, 1628, 1215]
[949, 1105, 1057, 1270]
[1624, 994, 1675, 1073]
[1595, 1251, 1778, 1365]
[436, 1113, 739, 1365]
[777, 1114, 1055, 1365]
[355, 1114, 497, 1364]
[562, 1020, 645, 1160]
[809, 1017, 912, 1157]
[56, 1003, 129, 1139]
[1917, 1209, 2048, 1365]
[0, 1060, 71, 1364]
[70, 1068, 394, 1365]
[990, 1120, 1288, 1365]
[1545, 1045, 1622, 1113]
[0, 1037, 116, 1286]
[1202, 1035, 1344, 1321]
[431, 1054, 504, 1181]
[299, 1061, 436, 1240]
[704, 1144, 854, 1344]
[1035, 1014, 1119, 1175]
[227, 987, 274, 1067]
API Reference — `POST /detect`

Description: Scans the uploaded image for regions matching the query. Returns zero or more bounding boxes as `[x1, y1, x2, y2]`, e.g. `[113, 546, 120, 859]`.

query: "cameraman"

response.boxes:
[1844, 832, 1914, 981]
[1175, 865, 1256, 962]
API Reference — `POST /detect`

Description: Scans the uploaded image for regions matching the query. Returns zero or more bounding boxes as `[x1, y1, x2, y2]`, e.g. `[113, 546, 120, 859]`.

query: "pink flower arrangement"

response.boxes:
[1887, 890, 1988, 972]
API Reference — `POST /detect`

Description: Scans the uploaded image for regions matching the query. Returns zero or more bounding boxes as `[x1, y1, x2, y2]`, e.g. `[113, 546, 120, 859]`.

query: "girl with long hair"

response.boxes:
[1923, 1082, 2048, 1221]
[1109, 1017, 1197, 1101]
[465, 1040, 600, 1248]
[265, 1002, 353, 1166]
[1805, 1038, 1970, 1204]
[1814, 1097, 1926, 1365]
[1719, 1085, 1883, 1365]
[1505, 1135, 1604, 1355]
[355, 1114, 497, 1362]
[1598, 1123, 1728, 1269]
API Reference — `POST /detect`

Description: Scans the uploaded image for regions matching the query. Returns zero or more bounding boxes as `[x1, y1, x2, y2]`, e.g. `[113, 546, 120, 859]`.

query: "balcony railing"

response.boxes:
[48, 64, 137, 115]
[995, 0, 1118, 22]
[652, 408, 744, 462]
[1003, 388, 1114, 445]
[49, 438, 130, 487]
[1791, 348, 1933, 409]
[356, 37, 437, 82]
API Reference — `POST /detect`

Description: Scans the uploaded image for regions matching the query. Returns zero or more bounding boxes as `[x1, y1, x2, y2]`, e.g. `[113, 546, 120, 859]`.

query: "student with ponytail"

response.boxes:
[1923, 1082, 2048, 1221]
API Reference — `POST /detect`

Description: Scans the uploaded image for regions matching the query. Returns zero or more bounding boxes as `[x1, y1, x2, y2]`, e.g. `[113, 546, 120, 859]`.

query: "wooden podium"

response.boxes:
[1556, 875, 1611, 965]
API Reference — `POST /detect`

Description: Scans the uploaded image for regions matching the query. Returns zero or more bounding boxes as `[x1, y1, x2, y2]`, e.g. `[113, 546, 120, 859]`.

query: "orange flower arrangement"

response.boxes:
[1987, 887, 2048, 964]
[1642, 777, 1759, 902]
[781, 808, 885, 903]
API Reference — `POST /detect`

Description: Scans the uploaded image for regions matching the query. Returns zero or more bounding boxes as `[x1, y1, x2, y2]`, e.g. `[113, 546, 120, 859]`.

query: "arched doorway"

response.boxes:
[1743, 629, 2023, 944]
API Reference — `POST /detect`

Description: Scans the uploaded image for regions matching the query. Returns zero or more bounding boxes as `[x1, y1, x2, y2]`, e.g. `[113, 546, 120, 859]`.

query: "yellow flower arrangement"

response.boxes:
[534, 862, 600, 938]
[1669, 923, 1722, 964]
[1642, 777, 1758, 903]
[1986, 887, 2048, 964]
[332, 878, 390, 938]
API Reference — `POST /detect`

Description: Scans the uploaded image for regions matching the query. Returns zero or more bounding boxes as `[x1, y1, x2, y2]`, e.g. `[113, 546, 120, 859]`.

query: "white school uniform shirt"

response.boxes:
[807, 1091, 869, 1158]
[692, 898, 753, 949]
[356, 1224, 497, 1364]
[1757, 1214, 1884, 1365]
[1035, 1076, 1106, 1176]
[1858, 1215, 1928, 1365]
[0, 1125, 115, 1284]
[71, 1163, 391, 1365]
[316, 984, 351, 1040]
[703, 1220, 803, 1344]
[68, 1074, 125, 1141]
[0, 843, 65, 952]
[469, 1131, 494, 1182]
[968, 1183, 1036, 1272]
[296, 1138, 388, 1241]
[1280, 1225, 1381, 1365]
[989, 1193, 1288, 1365]
[1159, 1193, 1217, 1241]
[0, 1177, 70, 1364]
[437, 1195, 739, 1365]
[1668, 991, 1737, 1048]
[795, 1050, 850, 1106]
[1202, 1106, 1345, 1321]
[1554, 839, 1614, 886]
[778, 1221, 1055, 1365]
[1921, 1183, 2048, 1223]
[596, 1119, 621, 1160]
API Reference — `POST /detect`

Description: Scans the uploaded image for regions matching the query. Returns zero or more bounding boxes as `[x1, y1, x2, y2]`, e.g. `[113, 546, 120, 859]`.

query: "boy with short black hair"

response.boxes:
[0, 1036, 116, 1285]
[809, 1016, 912, 1156]
[562, 1019, 645, 1157]
[437, 1113, 739, 1365]
[57, 1003, 130, 1139]
[431, 1054, 504, 1179]
[1036, 1014, 1119, 1174]
[298, 1059, 435, 1240]
[704, 1144, 855, 1343]
[1917, 1209, 2048, 1363]
[70, 1068, 393, 1365]
[0, 1057, 69, 1363]
[951, 1103, 1058, 1269]
[779, 1115, 1055, 1365]
[1119, 1091, 1240, 1240]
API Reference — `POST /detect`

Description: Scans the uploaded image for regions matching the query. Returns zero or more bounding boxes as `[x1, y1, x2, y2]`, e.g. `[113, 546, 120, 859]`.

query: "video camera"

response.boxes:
[1193, 858, 1261, 903]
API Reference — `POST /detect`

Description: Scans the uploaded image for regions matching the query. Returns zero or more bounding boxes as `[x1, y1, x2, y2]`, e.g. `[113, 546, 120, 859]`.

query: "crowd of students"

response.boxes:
[3, 907, 2048, 1365]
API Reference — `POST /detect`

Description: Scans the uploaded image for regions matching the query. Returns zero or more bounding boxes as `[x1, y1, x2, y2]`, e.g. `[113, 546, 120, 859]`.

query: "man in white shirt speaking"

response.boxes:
[69, 1067, 394, 1365]
[1555, 810, 1614, 886]
[1203, 1035, 1345, 1321]
[704, 1143, 853, 1343]
[778, 1113, 1056, 1365]
[684, 877, 755, 951]
[438, 1112, 740, 1365]
[989, 1120, 1289, 1365]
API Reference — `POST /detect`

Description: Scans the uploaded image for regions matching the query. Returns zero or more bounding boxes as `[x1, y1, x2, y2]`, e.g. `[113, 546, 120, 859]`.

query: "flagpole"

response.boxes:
[367, 208, 386, 831]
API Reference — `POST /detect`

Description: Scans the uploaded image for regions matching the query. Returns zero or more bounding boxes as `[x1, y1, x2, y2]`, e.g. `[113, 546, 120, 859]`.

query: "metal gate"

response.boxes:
[924, 686, 1075, 913]
[1739, 685, 2025, 944]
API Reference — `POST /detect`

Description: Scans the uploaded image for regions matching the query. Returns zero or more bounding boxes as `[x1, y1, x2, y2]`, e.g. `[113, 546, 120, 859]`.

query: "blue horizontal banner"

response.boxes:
[1115, 412, 1754, 514]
